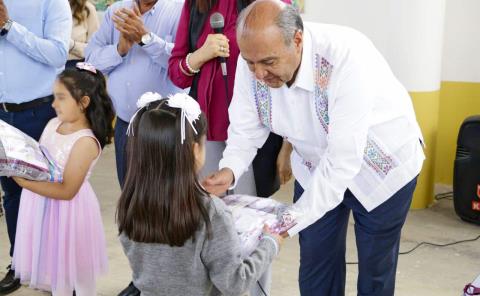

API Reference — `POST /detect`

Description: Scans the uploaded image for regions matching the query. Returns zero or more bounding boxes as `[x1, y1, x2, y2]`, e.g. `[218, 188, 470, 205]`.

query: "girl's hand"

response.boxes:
[188, 34, 230, 71]
[263, 225, 285, 248]
[12, 176, 27, 187]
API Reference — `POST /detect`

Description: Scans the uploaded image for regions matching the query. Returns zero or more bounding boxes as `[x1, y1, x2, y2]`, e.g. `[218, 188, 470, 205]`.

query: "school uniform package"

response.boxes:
[0, 120, 62, 182]
[223, 194, 299, 257]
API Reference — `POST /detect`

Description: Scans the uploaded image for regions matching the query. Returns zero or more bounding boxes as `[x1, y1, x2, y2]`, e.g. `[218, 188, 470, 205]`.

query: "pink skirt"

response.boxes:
[12, 182, 108, 292]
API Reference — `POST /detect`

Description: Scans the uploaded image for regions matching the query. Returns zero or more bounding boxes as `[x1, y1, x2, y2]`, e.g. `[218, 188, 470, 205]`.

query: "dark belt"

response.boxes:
[1, 96, 53, 113]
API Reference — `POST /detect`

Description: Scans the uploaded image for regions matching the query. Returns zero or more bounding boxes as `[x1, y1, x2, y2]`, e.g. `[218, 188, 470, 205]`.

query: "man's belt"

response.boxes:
[1, 96, 53, 113]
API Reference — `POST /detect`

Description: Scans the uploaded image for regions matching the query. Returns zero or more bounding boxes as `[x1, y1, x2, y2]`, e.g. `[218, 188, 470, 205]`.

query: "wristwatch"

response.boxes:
[0, 19, 13, 36]
[139, 32, 153, 47]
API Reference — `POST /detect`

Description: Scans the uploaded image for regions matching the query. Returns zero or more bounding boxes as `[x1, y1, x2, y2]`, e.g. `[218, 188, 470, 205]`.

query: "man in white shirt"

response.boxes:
[203, 0, 425, 295]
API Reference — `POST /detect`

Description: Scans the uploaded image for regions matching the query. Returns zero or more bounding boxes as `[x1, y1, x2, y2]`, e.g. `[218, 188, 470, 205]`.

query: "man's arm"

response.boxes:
[203, 58, 270, 195]
[85, 5, 126, 75]
[138, 4, 183, 69]
[4, 0, 71, 68]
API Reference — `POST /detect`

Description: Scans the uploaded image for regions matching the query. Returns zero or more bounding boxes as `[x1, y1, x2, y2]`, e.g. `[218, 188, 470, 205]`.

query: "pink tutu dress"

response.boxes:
[12, 118, 108, 295]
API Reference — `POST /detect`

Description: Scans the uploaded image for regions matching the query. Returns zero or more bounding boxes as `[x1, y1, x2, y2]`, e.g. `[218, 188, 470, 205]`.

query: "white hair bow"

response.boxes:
[126, 92, 163, 136]
[167, 93, 202, 144]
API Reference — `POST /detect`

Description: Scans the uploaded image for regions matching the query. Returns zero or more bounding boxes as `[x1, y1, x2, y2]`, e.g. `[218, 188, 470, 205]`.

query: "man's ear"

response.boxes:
[293, 29, 303, 53]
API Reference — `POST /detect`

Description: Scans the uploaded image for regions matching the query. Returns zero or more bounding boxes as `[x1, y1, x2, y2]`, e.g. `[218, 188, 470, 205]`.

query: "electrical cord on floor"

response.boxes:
[257, 280, 268, 296]
[346, 232, 480, 265]
[258, 190, 475, 290]
[346, 190, 480, 264]
[435, 191, 453, 201]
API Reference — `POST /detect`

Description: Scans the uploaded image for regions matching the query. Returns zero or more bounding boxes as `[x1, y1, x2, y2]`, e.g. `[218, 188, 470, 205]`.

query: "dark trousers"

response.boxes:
[252, 133, 283, 197]
[293, 177, 418, 296]
[114, 117, 129, 188]
[0, 101, 55, 257]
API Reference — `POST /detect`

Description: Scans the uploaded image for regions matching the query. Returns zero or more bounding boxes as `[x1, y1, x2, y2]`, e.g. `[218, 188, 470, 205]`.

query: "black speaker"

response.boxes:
[453, 115, 480, 224]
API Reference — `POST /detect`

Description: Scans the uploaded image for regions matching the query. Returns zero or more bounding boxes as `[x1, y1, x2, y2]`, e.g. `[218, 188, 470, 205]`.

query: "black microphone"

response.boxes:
[210, 12, 227, 76]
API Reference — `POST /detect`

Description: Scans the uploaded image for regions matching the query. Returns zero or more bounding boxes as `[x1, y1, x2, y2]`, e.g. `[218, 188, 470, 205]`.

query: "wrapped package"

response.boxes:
[223, 194, 300, 257]
[0, 120, 62, 182]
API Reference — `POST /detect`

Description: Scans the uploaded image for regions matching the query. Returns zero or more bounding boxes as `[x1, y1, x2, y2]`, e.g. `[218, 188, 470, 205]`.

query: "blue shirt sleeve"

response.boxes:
[85, 6, 125, 75]
[5, 0, 71, 68]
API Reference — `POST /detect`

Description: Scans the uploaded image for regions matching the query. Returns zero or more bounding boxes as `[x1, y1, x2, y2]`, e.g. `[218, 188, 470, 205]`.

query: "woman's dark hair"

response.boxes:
[189, 0, 254, 13]
[57, 68, 115, 148]
[69, 0, 90, 23]
[116, 99, 211, 246]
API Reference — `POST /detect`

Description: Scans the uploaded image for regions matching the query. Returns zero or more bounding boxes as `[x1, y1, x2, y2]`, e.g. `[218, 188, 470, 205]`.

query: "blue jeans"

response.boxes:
[0, 101, 55, 257]
[293, 177, 418, 296]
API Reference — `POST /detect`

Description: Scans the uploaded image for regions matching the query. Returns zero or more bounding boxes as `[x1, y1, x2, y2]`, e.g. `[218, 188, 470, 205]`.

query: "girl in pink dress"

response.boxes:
[11, 63, 114, 296]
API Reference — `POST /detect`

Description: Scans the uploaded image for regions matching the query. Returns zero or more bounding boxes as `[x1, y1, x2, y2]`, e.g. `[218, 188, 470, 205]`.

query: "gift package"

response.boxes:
[223, 194, 299, 257]
[0, 120, 62, 182]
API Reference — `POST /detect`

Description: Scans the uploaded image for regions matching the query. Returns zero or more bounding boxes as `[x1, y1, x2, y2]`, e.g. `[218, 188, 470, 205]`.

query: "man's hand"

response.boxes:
[202, 168, 234, 196]
[0, 0, 10, 27]
[116, 33, 133, 56]
[112, 4, 148, 44]
[277, 140, 293, 185]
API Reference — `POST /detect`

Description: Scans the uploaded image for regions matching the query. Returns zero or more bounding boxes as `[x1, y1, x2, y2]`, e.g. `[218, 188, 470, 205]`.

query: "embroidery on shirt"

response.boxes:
[363, 139, 397, 178]
[314, 55, 333, 133]
[312, 54, 397, 178]
[252, 79, 273, 130]
[250, 54, 397, 178]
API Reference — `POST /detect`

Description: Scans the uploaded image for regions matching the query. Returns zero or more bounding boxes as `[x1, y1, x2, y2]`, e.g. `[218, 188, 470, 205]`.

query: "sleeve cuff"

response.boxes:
[219, 157, 246, 190]
[260, 234, 279, 256]
[5, 21, 23, 45]
[142, 33, 167, 53]
[113, 43, 128, 60]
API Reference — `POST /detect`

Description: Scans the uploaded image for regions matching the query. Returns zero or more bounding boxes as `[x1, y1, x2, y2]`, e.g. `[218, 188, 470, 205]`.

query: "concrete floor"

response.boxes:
[1, 145, 480, 295]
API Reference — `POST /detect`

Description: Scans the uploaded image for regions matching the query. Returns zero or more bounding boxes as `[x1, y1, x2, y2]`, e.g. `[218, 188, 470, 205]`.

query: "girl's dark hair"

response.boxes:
[69, 0, 90, 23]
[116, 99, 211, 246]
[57, 68, 115, 148]
[189, 0, 254, 13]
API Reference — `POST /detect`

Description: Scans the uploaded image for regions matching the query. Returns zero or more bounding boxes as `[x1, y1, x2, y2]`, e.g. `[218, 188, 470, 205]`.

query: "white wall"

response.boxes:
[302, 0, 446, 91]
[441, 0, 480, 83]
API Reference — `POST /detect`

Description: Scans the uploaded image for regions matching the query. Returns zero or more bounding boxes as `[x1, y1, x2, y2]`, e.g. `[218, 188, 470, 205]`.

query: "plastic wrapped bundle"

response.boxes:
[0, 120, 62, 182]
[223, 194, 300, 257]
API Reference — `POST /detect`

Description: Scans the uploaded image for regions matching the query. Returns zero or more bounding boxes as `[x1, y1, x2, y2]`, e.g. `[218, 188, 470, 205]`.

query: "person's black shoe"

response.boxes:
[117, 282, 140, 296]
[0, 265, 21, 294]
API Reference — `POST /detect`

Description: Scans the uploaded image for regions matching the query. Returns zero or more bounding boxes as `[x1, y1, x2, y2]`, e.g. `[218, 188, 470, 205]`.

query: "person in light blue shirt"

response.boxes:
[86, 0, 185, 185]
[0, 0, 71, 294]
[85, 2, 184, 295]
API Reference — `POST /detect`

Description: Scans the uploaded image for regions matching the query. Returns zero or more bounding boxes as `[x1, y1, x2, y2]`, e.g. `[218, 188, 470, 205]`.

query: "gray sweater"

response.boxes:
[119, 196, 277, 296]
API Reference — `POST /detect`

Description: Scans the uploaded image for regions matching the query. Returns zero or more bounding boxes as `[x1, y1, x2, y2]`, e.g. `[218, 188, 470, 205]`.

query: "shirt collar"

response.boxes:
[139, 0, 157, 16]
[289, 28, 314, 93]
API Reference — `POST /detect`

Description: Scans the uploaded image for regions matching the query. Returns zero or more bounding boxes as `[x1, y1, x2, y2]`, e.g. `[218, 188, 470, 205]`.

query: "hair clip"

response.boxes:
[167, 93, 201, 144]
[76, 62, 97, 74]
[126, 92, 163, 136]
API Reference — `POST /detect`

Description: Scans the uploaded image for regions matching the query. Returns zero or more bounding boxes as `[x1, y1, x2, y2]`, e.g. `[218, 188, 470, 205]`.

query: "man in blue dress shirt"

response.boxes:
[86, 0, 185, 191]
[0, 0, 71, 293]
[86, 1, 184, 295]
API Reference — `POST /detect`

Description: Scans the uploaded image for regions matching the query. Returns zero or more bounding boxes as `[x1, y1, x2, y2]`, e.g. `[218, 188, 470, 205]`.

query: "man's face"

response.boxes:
[238, 26, 302, 88]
